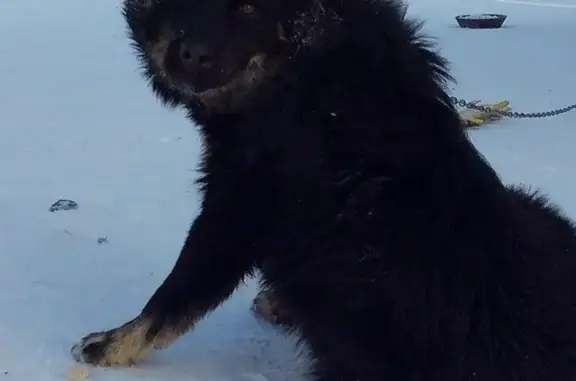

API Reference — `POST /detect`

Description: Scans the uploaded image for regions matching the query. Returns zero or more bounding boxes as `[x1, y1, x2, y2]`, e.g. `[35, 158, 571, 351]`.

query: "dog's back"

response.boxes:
[248, 3, 576, 381]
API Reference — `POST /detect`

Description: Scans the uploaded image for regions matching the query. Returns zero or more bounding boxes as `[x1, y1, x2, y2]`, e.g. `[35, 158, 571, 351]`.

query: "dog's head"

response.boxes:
[123, 0, 326, 113]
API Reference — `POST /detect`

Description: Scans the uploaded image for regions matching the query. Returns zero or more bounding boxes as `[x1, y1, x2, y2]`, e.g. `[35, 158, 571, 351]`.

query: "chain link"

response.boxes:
[450, 96, 576, 119]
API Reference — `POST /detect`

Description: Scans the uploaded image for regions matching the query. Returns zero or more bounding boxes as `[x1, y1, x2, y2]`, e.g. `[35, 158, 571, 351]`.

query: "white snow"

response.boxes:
[0, 0, 575, 380]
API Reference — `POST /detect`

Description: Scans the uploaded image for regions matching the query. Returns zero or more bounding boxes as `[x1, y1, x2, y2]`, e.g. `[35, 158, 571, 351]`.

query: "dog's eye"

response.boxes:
[238, 4, 256, 15]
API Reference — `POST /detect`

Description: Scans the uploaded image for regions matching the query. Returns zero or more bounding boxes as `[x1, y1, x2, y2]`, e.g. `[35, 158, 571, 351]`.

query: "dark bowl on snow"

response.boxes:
[456, 14, 507, 29]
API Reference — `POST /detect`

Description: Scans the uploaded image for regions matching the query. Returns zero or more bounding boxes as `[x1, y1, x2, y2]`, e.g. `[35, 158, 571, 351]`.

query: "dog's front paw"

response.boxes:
[71, 320, 153, 366]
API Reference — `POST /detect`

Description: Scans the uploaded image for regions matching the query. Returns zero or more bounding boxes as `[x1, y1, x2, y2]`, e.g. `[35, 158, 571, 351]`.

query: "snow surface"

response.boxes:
[0, 0, 575, 380]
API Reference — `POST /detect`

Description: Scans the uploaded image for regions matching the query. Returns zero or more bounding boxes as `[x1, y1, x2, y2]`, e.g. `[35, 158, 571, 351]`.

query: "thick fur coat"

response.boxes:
[71, 0, 576, 380]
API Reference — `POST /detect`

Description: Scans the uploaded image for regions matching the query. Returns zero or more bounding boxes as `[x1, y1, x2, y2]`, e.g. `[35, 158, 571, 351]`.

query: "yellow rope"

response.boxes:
[459, 100, 511, 128]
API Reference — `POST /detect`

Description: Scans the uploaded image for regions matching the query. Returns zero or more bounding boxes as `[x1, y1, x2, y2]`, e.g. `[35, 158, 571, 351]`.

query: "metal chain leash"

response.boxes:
[450, 96, 576, 119]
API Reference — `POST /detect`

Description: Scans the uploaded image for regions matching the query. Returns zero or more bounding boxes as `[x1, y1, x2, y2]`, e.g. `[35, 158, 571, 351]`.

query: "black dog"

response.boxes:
[71, 0, 576, 379]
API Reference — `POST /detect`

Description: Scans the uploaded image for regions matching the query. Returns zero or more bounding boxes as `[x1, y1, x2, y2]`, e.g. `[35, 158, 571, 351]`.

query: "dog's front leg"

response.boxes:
[71, 184, 260, 367]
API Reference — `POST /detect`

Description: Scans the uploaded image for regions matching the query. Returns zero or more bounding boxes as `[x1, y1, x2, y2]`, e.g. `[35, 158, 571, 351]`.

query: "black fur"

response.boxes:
[71, 0, 576, 379]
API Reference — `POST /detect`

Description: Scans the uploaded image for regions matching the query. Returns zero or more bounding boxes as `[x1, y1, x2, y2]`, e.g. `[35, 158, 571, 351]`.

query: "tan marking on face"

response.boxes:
[190, 52, 277, 112]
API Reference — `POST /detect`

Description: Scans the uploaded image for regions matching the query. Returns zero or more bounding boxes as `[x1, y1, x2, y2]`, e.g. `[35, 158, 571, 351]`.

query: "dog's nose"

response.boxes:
[178, 43, 214, 70]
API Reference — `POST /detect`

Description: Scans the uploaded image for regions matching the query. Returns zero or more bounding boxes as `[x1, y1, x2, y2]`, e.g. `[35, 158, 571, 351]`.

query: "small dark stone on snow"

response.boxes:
[49, 199, 79, 212]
